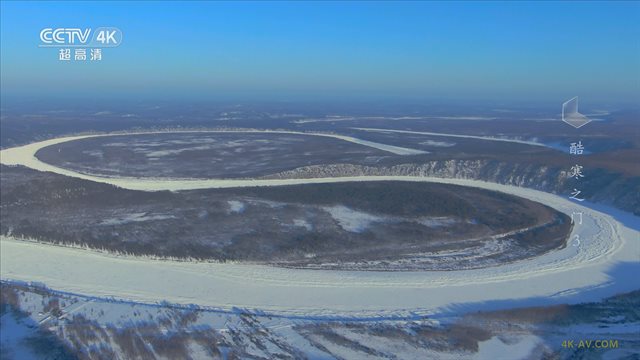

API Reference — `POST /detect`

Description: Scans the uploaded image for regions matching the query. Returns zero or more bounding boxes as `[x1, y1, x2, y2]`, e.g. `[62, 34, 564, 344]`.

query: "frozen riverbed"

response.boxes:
[1, 132, 638, 317]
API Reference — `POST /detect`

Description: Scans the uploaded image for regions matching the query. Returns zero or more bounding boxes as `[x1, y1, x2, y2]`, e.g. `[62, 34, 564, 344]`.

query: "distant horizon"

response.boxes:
[1, 93, 638, 114]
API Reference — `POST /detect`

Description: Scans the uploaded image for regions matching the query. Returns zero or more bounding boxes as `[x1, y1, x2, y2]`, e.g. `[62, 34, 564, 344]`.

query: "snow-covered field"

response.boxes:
[1, 132, 638, 318]
[322, 205, 385, 233]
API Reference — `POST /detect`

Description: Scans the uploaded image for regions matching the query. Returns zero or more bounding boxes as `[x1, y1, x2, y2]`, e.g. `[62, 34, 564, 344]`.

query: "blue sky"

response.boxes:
[1, 1, 639, 104]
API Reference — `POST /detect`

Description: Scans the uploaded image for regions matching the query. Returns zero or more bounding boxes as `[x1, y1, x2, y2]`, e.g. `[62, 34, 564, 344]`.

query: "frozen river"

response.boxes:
[1, 132, 638, 317]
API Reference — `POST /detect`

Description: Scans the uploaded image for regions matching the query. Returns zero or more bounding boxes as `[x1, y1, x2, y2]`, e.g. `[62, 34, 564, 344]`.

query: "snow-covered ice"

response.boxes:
[1, 131, 638, 318]
[352, 127, 549, 148]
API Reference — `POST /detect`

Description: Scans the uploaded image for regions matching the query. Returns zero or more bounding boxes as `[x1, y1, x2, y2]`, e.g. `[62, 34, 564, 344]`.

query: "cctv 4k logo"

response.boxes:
[39, 27, 122, 62]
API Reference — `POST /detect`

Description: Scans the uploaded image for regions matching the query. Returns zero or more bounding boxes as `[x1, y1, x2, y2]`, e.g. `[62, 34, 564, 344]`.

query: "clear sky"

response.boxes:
[1, 1, 639, 104]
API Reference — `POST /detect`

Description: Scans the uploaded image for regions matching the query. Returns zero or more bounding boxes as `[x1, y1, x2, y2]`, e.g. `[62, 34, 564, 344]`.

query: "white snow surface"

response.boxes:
[227, 200, 246, 214]
[473, 335, 542, 360]
[419, 139, 456, 147]
[352, 127, 548, 148]
[323, 205, 384, 232]
[100, 212, 175, 225]
[1, 132, 639, 317]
